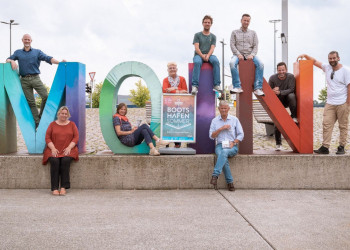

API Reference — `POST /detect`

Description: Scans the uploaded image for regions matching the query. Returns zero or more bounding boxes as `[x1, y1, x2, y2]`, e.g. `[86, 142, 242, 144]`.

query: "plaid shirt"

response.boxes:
[230, 28, 258, 57]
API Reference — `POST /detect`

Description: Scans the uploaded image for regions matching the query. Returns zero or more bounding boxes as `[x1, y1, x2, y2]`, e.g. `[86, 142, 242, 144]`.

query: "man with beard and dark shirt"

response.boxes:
[298, 51, 350, 154]
[268, 62, 297, 151]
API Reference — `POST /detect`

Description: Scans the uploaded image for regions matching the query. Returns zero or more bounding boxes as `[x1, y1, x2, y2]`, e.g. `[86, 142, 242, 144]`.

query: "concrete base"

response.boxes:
[0, 154, 349, 189]
[159, 147, 196, 155]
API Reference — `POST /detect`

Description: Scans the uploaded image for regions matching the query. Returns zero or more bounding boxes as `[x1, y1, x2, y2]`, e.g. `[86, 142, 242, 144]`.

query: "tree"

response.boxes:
[318, 87, 327, 104]
[36, 84, 50, 108]
[129, 79, 150, 107]
[92, 82, 103, 108]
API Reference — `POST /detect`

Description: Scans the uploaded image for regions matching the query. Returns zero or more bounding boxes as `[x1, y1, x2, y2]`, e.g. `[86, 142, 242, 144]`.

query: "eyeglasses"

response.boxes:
[331, 71, 335, 80]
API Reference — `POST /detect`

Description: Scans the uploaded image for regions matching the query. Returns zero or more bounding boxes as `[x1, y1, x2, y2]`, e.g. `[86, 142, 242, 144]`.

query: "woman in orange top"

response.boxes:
[162, 62, 188, 148]
[43, 106, 79, 196]
[162, 62, 188, 94]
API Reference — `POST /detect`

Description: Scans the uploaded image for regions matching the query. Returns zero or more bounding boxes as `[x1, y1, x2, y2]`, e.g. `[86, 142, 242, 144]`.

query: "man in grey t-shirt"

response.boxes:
[268, 62, 297, 151]
[191, 15, 221, 95]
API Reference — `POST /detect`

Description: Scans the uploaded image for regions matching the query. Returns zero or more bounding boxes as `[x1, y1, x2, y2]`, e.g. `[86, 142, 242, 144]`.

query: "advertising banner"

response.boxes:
[161, 94, 196, 142]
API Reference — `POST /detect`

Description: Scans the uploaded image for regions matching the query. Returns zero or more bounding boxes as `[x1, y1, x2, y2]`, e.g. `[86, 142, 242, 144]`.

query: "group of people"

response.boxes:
[192, 14, 350, 191]
[191, 14, 265, 96]
[5, 14, 350, 194]
[209, 50, 350, 191]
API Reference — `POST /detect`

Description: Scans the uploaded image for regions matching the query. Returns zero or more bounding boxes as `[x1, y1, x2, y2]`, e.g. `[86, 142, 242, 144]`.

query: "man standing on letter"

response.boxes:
[298, 52, 350, 154]
[6, 34, 66, 128]
[191, 15, 221, 95]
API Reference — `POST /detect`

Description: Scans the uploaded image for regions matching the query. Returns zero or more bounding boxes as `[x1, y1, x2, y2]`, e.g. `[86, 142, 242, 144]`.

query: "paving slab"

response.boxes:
[222, 190, 350, 250]
[0, 190, 270, 250]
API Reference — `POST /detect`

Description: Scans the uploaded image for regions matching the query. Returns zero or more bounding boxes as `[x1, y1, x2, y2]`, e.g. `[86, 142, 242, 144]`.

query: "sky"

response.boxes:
[1, 0, 349, 100]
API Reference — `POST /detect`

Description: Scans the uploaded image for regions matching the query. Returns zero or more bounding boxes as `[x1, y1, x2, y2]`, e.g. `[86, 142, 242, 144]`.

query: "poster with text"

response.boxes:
[161, 94, 196, 142]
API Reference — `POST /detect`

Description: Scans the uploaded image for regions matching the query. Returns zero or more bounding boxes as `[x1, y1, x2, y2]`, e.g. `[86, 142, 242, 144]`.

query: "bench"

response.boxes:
[252, 100, 292, 136]
[252, 100, 274, 136]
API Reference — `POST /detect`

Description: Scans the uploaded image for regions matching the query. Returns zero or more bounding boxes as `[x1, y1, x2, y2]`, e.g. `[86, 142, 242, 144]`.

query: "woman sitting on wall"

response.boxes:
[113, 103, 168, 156]
[42, 106, 79, 196]
[162, 62, 188, 148]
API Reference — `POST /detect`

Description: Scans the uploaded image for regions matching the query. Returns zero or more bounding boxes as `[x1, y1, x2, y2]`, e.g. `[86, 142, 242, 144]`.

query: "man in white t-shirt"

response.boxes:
[297, 51, 350, 154]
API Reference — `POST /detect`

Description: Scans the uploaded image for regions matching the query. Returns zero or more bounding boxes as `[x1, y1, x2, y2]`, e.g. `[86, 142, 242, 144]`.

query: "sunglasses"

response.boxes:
[331, 71, 335, 80]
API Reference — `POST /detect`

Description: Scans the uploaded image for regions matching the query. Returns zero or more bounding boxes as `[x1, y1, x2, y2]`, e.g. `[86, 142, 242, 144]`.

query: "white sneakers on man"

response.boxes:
[191, 86, 198, 95]
[275, 145, 282, 151]
[212, 85, 221, 92]
[230, 88, 244, 94]
[253, 89, 265, 96]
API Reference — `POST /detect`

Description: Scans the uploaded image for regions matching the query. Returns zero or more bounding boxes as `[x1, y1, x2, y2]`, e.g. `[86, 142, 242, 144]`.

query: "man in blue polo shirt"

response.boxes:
[209, 100, 244, 191]
[6, 34, 65, 127]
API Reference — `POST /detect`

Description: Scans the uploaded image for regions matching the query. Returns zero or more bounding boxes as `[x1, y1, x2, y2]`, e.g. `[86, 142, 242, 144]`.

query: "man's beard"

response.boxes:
[330, 61, 338, 67]
[278, 73, 286, 79]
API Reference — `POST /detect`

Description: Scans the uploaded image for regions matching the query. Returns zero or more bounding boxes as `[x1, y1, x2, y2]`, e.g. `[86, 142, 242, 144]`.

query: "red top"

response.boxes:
[162, 76, 188, 93]
[42, 121, 79, 165]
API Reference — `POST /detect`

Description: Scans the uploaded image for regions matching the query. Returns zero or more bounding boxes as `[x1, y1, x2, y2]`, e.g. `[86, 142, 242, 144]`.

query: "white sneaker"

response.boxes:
[275, 145, 282, 151]
[156, 139, 169, 147]
[292, 118, 299, 123]
[254, 89, 265, 96]
[149, 148, 160, 156]
[230, 88, 243, 94]
[191, 86, 198, 95]
[212, 85, 221, 92]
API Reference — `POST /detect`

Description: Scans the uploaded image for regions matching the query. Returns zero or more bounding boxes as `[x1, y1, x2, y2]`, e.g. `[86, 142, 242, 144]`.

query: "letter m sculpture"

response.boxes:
[0, 62, 86, 154]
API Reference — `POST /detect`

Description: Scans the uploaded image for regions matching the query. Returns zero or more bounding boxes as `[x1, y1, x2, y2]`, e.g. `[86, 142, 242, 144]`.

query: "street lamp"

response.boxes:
[220, 39, 226, 99]
[269, 19, 281, 73]
[1, 19, 20, 56]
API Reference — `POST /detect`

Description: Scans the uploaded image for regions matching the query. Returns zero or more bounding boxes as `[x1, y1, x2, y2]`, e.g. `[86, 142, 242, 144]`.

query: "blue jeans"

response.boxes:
[229, 56, 264, 90]
[212, 143, 238, 184]
[192, 55, 221, 87]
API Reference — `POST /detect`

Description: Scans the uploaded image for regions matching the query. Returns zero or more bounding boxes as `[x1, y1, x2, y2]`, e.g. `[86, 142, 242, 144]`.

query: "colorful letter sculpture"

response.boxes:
[99, 61, 162, 154]
[237, 60, 313, 154]
[0, 62, 86, 154]
[188, 63, 215, 154]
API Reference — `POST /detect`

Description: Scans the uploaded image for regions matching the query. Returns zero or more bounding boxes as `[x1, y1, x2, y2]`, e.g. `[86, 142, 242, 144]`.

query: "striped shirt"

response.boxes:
[230, 28, 259, 57]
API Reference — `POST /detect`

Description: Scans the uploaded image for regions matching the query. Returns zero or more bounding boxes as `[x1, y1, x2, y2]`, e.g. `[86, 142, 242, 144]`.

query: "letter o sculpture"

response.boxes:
[99, 61, 162, 154]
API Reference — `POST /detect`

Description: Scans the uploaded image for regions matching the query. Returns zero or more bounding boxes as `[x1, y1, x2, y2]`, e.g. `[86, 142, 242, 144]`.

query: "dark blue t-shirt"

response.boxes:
[8, 47, 53, 76]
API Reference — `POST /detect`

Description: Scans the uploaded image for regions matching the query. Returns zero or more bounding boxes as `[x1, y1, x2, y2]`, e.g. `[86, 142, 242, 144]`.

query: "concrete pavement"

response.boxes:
[0, 189, 349, 250]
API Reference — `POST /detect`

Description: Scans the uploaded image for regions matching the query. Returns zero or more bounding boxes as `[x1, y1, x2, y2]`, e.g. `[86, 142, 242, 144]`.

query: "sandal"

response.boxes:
[59, 188, 66, 196]
[52, 190, 59, 196]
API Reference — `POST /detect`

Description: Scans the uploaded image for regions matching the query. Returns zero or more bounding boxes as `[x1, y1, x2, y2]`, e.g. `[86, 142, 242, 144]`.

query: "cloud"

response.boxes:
[1, 0, 349, 99]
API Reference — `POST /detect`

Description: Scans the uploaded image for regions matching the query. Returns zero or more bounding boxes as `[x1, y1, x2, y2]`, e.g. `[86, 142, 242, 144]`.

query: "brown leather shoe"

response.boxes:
[210, 176, 218, 190]
[227, 183, 235, 192]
